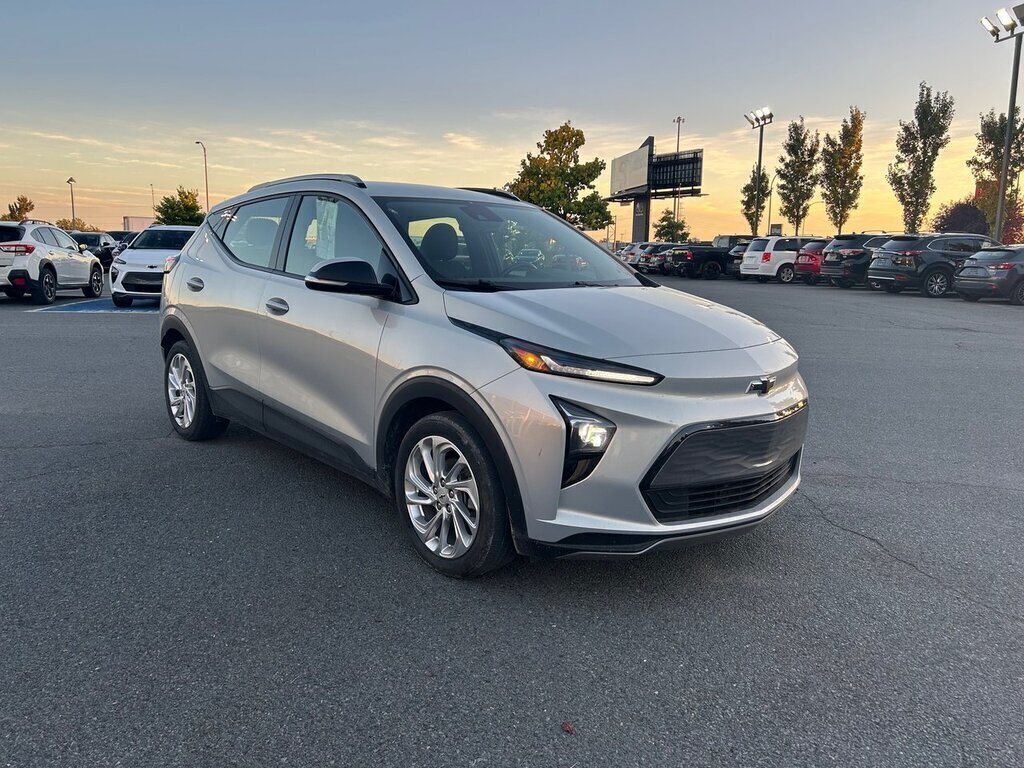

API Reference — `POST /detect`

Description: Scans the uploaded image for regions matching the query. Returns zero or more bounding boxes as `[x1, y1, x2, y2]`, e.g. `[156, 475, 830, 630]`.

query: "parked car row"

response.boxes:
[651, 230, 1022, 304]
[618, 235, 752, 279]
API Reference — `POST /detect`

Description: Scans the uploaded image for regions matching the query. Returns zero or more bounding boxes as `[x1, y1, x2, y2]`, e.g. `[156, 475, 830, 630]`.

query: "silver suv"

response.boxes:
[160, 175, 809, 576]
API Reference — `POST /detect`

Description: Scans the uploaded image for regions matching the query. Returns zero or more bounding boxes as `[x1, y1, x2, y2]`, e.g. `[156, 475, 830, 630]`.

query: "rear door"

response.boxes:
[257, 193, 394, 470]
[43, 228, 75, 283]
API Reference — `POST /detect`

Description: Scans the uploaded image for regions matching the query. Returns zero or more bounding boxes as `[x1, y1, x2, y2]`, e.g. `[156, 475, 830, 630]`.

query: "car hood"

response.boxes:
[118, 248, 178, 267]
[443, 285, 780, 358]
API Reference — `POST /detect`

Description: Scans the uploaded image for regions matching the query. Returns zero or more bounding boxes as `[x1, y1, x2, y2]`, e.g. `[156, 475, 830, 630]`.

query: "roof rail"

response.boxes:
[19, 219, 52, 226]
[459, 187, 521, 201]
[247, 173, 366, 193]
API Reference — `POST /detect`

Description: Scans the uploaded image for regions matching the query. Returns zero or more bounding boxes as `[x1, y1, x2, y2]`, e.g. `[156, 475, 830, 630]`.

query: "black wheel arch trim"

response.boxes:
[160, 314, 198, 357]
[377, 376, 529, 548]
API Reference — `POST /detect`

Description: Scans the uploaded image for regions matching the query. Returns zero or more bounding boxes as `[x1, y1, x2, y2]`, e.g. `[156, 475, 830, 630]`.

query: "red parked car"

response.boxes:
[794, 239, 831, 285]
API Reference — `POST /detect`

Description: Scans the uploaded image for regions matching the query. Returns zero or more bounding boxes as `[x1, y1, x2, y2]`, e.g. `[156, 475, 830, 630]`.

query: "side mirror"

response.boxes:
[305, 259, 393, 298]
[78, 243, 89, 252]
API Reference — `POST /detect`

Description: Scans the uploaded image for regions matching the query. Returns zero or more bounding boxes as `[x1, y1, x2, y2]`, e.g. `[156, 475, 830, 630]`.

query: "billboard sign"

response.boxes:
[610, 145, 651, 195]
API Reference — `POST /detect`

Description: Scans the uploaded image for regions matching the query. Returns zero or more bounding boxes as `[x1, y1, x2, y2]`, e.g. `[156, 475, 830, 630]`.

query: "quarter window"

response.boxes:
[222, 197, 289, 268]
[35, 228, 59, 247]
[284, 195, 390, 278]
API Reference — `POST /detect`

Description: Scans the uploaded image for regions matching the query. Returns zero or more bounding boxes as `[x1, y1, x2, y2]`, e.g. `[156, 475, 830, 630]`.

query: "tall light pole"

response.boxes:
[66, 177, 76, 223]
[744, 107, 774, 236]
[673, 115, 685, 220]
[766, 172, 779, 234]
[150, 183, 156, 214]
[195, 140, 209, 212]
[981, 6, 1024, 241]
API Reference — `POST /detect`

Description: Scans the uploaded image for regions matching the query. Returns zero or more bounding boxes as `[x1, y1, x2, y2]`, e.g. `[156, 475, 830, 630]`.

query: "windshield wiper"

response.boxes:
[435, 278, 517, 292]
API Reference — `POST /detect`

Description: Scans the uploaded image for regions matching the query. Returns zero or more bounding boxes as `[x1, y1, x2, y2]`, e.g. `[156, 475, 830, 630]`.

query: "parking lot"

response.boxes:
[1, 279, 1021, 767]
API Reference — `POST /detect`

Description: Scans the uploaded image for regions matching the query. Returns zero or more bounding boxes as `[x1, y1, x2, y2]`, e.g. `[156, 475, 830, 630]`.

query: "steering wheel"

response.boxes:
[499, 260, 540, 276]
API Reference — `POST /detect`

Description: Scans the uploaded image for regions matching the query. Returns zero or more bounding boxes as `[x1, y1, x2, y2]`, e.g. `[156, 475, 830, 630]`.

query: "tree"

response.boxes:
[966, 108, 1024, 194]
[653, 209, 690, 241]
[1, 195, 35, 221]
[932, 197, 990, 236]
[776, 117, 821, 236]
[54, 218, 99, 232]
[887, 82, 955, 233]
[820, 107, 865, 234]
[740, 165, 770, 236]
[975, 180, 1024, 242]
[155, 186, 205, 225]
[507, 122, 612, 230]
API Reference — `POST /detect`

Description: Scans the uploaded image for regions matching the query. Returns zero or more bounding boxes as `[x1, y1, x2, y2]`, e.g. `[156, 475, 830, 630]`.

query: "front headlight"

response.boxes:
[501, 338, 662, 386]
[553, 399, 617, 487]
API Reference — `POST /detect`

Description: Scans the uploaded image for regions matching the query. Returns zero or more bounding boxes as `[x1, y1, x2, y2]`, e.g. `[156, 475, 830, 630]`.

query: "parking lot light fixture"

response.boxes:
[195, 140, 210, 213]
[984, 5, 1024, 240]
[998, 7, 1018, 32]
[983, 16, 1000, 37]
[746, 105, 775, 236]
[66, 177, 76, 223]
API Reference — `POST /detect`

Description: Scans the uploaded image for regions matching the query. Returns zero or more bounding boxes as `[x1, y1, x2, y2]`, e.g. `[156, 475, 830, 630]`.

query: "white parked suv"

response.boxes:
[110, 225, 198, 307]
[740, 236, 821, 284]
[0, 220, 104, 304]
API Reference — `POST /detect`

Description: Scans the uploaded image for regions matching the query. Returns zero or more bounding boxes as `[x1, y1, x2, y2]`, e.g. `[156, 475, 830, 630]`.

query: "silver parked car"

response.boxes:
[159, 175, 809, 576]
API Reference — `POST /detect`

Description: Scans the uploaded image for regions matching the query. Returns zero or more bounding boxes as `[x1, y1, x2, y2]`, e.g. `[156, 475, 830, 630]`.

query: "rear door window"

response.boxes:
[36, 228, 59, 247]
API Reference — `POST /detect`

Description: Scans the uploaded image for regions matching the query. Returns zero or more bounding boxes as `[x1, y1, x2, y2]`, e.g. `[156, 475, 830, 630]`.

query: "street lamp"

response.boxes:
[980, 4, 1024, 240]
[745, 106, 774, 236]
[195, 140, 209, 212]
[766, 172, 779, 234]
[66, 177, 76, 223]
[673, 115, 685, 220]
[150, 183, 156, 215]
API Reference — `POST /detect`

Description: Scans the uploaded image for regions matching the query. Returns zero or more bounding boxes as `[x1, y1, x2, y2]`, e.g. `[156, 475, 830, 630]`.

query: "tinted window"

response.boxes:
[802, 240, 829, 251]
[0, 225, 25, 243]
[880, 237, 922, 251]
[972, 248, 1023, 261]
[775, 238, 797, 251]
[747, 238, 768, 252]
[36, 228, 59, 246]
[864, 237, 889, 249]
[284, 195, 390, 278]
[51, 229, 79, 249]
[222, 198, 289, 268]
[130, 229, 196, 251]
[73, 233, 101, 247]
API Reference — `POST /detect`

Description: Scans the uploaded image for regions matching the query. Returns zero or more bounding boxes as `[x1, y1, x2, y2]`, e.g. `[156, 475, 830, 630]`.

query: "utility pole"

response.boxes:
[150, 184, 156, 215]
[195, 140, 210, 212]
[673, 116, 685, 220]
[66, 177, 76, 223]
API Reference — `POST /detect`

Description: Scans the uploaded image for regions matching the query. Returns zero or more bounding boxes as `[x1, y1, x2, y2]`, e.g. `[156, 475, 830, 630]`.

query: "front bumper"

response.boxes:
[110, 267, 165, 297]
[477, 343, 809, 558]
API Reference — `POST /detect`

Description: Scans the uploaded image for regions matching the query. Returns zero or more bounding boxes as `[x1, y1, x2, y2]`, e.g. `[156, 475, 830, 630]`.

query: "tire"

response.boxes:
[838, 279, 854, 289]
[111, 294, 133, 307]
[866, 279, 882, 291]
[395, 411, 515, 577]
[884, 285, 903, 294]
[756, 276, 770, 284]
[164, 340, 228, 441]
[921, 269, 952, 298]
[802, 275, 818, 286]
[82, 266, 103, 298]
[3, 288, 24, 299]
[776, 264, 796, 284]
[702, 261, 722, 280]
[959, 293, 981, 302]
[31, 267, 57, 305]
[1010, 280, 1024, 306]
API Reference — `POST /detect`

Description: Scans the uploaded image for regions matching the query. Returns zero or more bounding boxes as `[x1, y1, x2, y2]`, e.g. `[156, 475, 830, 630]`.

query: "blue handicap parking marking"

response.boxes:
[34, 298, 160, 313]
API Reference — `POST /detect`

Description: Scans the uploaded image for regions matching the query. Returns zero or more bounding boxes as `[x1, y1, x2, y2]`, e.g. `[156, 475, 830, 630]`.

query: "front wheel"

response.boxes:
[395, 412, 514, 577]
[802, 275, 819, 286]
[83, 266, 103, 298]
[164, 340, 228, 441]
[921, 270, 951, 298]
[776, 265, 796, 284]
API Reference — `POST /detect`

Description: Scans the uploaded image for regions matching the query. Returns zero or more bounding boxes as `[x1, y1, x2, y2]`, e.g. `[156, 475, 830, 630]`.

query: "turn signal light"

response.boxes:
[987, 262, 1016, 271]
[0, 244, 35, 254]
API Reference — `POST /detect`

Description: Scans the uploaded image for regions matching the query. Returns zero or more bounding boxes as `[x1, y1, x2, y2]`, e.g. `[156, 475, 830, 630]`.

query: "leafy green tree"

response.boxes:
[820, 107, 865, 234]
[55, 218, 99, 232]
[1, 195, 35, 221]
[740, 166, 770, 236]
[975, 180, 1024, 241]
[887, 82, 955, 233]
[507, 122, 612, 231]
[653, 208, 690, 241]
[932, 197, 989, 236]
[155, 186, 205, 225]
[966, 108, 1024, 193]
[776, 117, 821, 236]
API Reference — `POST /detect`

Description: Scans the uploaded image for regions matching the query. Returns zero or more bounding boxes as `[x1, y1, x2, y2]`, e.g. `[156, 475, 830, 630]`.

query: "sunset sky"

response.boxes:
[0, 0, 1012, 239]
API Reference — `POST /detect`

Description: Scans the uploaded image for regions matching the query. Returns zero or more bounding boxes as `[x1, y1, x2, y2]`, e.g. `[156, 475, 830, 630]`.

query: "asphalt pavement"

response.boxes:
[1, 280, 1021, 767]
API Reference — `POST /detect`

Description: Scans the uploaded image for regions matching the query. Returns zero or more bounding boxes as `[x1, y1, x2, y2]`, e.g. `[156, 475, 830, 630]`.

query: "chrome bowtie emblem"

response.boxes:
[747, 375, 777, 395]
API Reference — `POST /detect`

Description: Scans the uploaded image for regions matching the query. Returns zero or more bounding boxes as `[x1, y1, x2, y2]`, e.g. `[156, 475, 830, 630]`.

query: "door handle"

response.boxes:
[265, 297, 289, 315]
[186, 277, 205, 292]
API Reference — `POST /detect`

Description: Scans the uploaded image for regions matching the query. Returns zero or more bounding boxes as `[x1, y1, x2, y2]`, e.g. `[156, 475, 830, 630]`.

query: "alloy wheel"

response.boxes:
[404, 435, 480, 559]
[42, 271, 56, 301]
[778, 265, 795, 284]
[90, 269, 103, 295]
[926, 272, 949, 297]
[167, 353, 197, 428]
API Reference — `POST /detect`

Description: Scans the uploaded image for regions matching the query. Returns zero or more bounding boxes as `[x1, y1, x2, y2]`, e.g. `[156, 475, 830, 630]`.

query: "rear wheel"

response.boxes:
[82, 266, 103, 298]
[32, 267, 57, 305]
[776, 264, 795, 284]
[702, 261, 722, 280]
[1010, 280, 1024, 306]
[395, 412, 514, 577]
[164, 340, 228, 441]
[866, 279, 882, 291]
[921, 270, 951, 298]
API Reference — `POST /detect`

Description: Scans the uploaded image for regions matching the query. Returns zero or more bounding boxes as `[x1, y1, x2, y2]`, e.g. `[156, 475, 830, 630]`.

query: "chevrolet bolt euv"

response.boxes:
[160, 175, 809, 576]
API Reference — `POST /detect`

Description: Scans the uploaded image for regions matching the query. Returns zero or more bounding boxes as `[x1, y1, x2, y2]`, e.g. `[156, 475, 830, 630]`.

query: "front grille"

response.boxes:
[121, 272, 164, 293]
[642, 404, 807, 524]
[645, 455, 798, 523]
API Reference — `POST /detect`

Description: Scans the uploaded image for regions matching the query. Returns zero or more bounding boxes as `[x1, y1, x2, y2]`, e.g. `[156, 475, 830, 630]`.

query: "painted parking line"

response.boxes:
[32, 298, 160, 314]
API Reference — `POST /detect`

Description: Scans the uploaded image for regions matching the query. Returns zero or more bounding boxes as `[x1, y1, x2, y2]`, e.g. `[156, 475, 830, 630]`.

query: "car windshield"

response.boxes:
[74, 233, 101, 246]
[375, 197, 643, 290]
[129, 229, 194, 250]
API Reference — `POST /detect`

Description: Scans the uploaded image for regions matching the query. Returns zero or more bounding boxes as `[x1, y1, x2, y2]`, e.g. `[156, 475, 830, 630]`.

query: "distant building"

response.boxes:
[123, 215, 156, 230]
